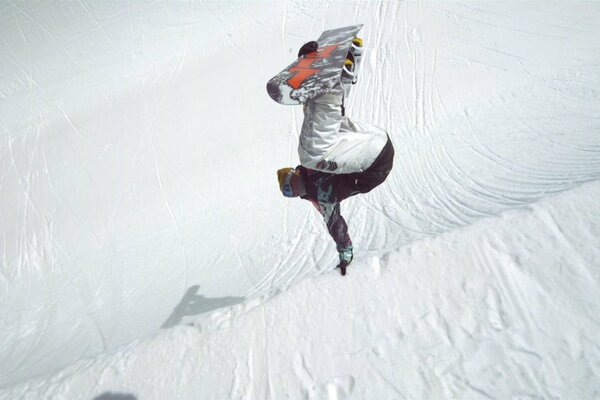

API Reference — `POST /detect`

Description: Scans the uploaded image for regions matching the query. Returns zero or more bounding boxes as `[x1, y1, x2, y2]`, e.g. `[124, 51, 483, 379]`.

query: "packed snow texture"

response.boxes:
[3, 182, 600, 399]
[1, 0, 600, 397]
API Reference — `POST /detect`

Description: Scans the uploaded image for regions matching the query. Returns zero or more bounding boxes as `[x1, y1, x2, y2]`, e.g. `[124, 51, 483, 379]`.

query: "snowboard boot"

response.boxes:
[277, 168, 306, 198]
[342, 38, 363, 85]
[351, 38, 363, 60]
[341, 56, 355, 85]
[341, 56, 355, 97]
[337, 243, 353, 276]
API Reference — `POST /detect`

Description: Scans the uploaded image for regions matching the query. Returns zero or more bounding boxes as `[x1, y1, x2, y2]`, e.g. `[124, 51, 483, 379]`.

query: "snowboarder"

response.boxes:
[277, 38, 395, 276]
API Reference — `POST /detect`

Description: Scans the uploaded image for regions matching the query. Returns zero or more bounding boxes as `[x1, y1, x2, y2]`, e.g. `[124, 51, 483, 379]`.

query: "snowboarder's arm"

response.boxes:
[310, 200, 353, 275]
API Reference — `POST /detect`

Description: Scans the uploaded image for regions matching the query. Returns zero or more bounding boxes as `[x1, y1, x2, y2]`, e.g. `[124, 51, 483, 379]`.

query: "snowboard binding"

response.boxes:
[342, 37, 363, 85]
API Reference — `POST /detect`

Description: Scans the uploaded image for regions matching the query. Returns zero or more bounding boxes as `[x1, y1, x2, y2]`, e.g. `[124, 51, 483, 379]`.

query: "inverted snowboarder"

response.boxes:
[272, 30, 394, 276]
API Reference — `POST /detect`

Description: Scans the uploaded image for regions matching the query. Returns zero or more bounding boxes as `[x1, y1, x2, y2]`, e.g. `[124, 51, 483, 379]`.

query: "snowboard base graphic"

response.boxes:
[266, 24, 363, 105]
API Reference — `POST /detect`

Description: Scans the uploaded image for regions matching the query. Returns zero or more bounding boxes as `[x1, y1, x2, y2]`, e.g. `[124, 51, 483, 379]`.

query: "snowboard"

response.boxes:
[266, 24, 363, 105]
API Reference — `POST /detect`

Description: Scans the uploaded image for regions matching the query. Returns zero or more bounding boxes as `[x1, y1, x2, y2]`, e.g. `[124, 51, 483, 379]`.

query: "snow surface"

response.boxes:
[1, 0, 600, 397]
[3, 181, 600, 399]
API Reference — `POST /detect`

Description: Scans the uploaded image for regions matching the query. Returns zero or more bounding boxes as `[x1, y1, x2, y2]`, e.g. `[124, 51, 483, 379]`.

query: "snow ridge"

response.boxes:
[2, 181, 599, 399]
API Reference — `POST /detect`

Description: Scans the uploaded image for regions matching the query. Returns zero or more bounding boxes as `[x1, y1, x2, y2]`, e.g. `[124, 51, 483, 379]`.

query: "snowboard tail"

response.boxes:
[266, 24, 363, 105]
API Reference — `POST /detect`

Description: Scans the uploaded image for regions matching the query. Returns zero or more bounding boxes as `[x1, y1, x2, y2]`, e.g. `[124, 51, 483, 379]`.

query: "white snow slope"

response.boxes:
[3, 180, 600, 399]
[1, 0, 600, 397]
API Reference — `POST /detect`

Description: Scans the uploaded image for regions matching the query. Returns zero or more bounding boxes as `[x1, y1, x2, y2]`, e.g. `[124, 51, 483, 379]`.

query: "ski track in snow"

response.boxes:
[1, 0, 600, 396]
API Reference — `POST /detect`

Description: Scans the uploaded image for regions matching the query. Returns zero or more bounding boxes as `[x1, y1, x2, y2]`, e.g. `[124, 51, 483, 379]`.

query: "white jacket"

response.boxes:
[298, 83, 388, 174]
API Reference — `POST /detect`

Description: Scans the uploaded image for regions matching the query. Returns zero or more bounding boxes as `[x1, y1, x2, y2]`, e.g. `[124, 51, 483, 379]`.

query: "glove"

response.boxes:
[337, 259, 351, 276]
[298, 41, 319, 58]
[337, 244, 353, 276]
